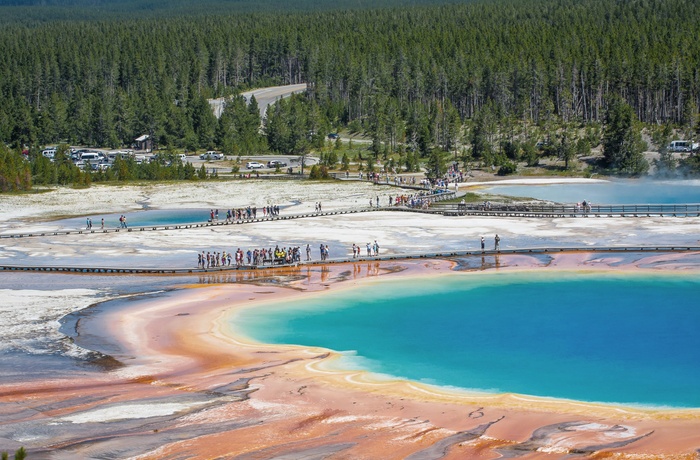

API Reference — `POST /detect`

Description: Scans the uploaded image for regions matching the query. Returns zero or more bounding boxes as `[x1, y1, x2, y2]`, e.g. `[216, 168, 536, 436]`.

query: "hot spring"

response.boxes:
[232, 271, 700, 408]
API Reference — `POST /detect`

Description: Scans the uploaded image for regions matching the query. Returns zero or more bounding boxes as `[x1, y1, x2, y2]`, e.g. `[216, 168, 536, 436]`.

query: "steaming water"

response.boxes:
[480, 179, 700, 204]
[233, 271, 700, 408]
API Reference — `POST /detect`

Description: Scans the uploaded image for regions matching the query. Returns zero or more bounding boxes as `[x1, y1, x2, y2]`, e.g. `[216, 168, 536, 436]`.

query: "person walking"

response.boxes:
[494, 234, 500, 251]
[306, 244, 311, 261]
[480, 236, 485, 252]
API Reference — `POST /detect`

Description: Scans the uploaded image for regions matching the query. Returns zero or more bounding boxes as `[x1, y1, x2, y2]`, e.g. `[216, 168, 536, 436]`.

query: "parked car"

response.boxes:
[668, 140, 698, 152]
[200, 151, 224, 160]
[267, 160, 287, 168]
[90, 161, 111, 171]
[246, 161, 265, 169]
[79, 152, 104, 163]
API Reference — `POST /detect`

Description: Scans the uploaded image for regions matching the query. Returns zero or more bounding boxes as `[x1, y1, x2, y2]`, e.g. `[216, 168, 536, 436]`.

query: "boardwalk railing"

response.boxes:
[434, 203, 700, 217]
[0, 208, 374, 239]
[2, 246, 699, 275]
[2, 200, 698, 240]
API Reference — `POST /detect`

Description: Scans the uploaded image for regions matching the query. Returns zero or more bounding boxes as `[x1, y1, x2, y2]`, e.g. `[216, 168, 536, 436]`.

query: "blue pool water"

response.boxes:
[233, 272, 700, 407]
[57, 208, 215, 229]
[482, 179, 700, 204]
[54, 206, 291, 229]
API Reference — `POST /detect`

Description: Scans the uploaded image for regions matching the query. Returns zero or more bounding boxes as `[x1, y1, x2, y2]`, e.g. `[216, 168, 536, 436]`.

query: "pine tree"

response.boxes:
[602, 96, 648, 175]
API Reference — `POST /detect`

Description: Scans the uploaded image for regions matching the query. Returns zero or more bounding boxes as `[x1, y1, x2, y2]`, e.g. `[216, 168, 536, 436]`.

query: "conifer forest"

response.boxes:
[1, 0, 700, 190]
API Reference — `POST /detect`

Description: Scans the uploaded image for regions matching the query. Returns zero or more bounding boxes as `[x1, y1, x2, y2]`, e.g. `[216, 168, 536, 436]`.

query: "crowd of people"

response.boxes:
[351, 241, 380, 258]
[197, 238, 387, 269]
[576, 200, 593, 213]
[197, 244, 307, 269]
[208, 205, 281, 222]
[392, 192, 435, 209]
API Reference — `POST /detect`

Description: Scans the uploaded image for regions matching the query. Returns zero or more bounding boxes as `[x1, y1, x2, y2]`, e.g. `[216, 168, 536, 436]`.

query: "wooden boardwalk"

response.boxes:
[0, 208, 379, 239]
[435, 203, 700, 218]
[2, 246, 699, 275]
[2, 201, 698, 240]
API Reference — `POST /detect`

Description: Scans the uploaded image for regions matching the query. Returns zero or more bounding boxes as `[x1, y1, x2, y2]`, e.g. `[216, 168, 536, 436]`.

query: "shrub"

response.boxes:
[497, 161, 517, 176]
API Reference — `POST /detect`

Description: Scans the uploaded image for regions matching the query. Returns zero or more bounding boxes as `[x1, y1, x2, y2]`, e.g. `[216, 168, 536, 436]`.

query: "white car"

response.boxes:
[200, 151, 223, 160]
[246, 161, 264, 169]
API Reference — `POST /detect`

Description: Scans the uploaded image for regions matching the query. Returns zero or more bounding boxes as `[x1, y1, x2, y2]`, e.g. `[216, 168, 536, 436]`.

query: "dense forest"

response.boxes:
[1, 0, 700, 190]
[0, 0, 466, 22]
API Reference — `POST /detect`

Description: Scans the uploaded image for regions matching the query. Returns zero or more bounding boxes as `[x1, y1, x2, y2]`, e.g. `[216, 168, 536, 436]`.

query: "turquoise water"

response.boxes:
[233, 272, 700, 407]
[482, 179, 700, 204]
[55, 209, 210, 228]
[55, 206, 290, 229]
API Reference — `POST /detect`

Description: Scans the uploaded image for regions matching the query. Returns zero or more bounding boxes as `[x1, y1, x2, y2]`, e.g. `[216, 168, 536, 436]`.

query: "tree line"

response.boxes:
[1, 0, 700, 188]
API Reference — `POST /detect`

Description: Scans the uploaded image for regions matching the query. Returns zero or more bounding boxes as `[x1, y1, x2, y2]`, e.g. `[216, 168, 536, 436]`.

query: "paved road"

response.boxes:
[209, 83, 307, 119]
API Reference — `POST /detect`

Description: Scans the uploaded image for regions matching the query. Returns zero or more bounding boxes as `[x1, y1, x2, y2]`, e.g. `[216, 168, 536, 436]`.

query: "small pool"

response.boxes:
[57, 208, 212, 229]
[51, 206, 289, 230]
[479, 179, 700, 204]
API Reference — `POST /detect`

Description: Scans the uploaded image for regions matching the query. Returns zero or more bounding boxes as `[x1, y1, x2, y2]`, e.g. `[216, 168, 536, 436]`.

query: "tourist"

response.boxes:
[494, 234, 500, 251]
[480, 236, 485, 252]
[101, 218, 104, 229]
[374, 240, 380, 255]
[306, 244, 311, 261]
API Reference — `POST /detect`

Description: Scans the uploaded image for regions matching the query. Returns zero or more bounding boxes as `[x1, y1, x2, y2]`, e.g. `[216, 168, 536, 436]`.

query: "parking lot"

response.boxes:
[37, 148, 317, 174]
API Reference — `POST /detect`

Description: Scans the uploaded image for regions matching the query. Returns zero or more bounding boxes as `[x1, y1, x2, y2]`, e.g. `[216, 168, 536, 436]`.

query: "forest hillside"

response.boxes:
[1, 0, 699, 190]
